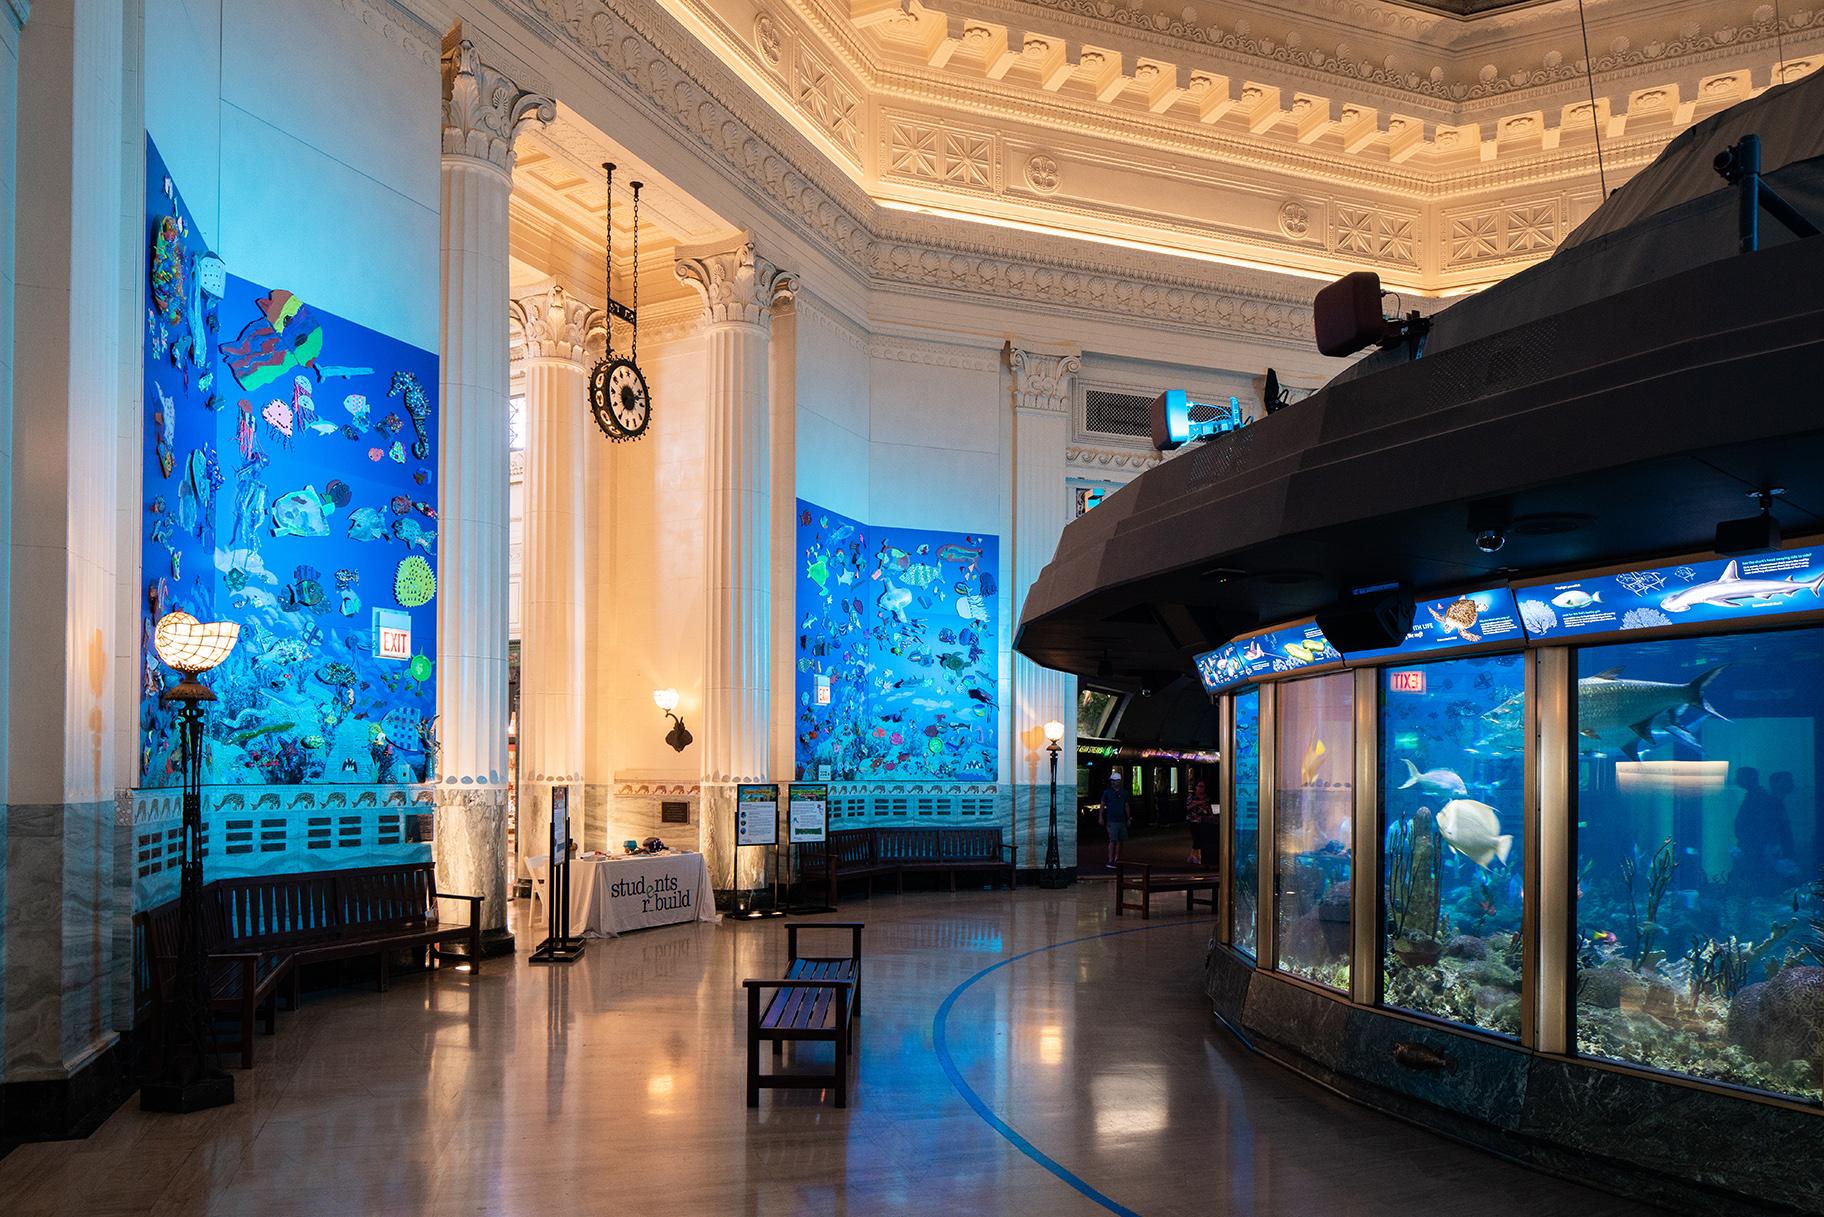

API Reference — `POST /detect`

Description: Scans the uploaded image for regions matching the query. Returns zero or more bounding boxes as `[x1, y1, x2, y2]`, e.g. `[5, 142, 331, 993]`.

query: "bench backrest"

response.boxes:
[939, 827, 1004, 862]
[874, 827, 940, 863]
[832, 828, 875, 867]
[337, 862, 438, 931]
[213, 872, 342, 949]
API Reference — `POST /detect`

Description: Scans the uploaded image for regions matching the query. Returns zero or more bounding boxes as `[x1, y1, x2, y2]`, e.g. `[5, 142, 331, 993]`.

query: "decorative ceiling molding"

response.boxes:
[1067, 443, 1162, 472]
[514, 0, 1330, 339]
[866, 335, 1002, 370]
[1009, 344, 1083, 413]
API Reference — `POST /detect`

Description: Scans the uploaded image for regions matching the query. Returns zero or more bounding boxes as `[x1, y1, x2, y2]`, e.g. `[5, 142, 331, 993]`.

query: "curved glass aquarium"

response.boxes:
[1575, 629, 1824, 1105]
[1380, 653, 1526, 1036]
[1275, 672, 1354, 991]
[1231, 688, 1260, 958]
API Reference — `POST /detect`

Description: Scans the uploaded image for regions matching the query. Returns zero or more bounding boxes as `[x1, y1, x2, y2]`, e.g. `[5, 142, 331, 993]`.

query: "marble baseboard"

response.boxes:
[0, 1026, 131, 1142]
[1205, 948, 1821, 1217]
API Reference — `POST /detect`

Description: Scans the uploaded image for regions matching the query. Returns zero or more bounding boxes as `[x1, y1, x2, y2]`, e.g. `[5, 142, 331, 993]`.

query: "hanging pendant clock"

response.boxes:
[588, 165, 652, 443]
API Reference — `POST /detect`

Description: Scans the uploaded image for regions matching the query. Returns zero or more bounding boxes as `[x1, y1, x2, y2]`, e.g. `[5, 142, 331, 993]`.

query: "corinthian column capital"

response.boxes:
[509, 285, 606, 366]
[441, 25, 554, 176]
[1008, 344, 1082, 414]
[674, 234, 797, 327]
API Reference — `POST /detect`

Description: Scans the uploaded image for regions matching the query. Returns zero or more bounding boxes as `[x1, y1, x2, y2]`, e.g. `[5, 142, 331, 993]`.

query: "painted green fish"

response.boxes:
[230, 721, 295, 744]
[807, 555, 829, 593]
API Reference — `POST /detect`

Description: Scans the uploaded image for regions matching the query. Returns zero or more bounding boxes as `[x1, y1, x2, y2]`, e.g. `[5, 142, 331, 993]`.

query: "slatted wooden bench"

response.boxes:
[744, 921, 863, 1108]
[1115, 862, 1219, 920]
[134, 862, 483, 1069]
[799, 829, 896, 904]
[879, 826, 1018, 892]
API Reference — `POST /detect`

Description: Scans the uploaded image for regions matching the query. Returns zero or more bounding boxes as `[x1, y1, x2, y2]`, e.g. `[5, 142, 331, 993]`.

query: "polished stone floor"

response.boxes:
[1, 886, 1664, 1216]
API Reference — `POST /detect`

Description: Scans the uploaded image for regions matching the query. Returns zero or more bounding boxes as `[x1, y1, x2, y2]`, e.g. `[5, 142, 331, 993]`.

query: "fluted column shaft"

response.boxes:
[676, 236, 795, 888]
[511, 283, 596, 871]
[434, 30, 550, 944]
[1010, 346, 1081, 870]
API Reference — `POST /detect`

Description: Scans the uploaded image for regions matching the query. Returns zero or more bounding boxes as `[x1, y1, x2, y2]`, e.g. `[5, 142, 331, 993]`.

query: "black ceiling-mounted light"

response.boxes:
[1715, 487, 1785, 556]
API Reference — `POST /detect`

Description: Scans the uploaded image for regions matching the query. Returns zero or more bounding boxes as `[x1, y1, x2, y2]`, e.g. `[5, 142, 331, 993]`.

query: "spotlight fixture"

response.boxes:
[1467, 499, 1511, 556]
[1475, 529, 1506, 554]
[1312, 270, 1430, 360]
[1715, 487, 1784, 556]
[653, 688, 693, 752]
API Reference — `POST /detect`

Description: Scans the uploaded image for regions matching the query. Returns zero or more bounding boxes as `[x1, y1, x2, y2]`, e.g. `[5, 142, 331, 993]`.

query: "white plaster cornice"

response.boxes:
[1008, 343, 1082, 413]
[442, 23, 557, 176]
[866, 335, 1001, 371]
[330, 0, 436, 64]
[1067, 444, 1162, 473]
[674, 235, 800, 326]
[509, 284, 607, 364]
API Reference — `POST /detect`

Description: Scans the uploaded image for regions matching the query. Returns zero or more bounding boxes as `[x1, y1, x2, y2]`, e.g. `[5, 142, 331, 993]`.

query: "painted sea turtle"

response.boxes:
[1429, 596, 1483, 643]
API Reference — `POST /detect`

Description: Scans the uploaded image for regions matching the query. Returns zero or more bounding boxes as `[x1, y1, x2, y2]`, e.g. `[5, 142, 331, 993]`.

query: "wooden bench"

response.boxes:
[134, 862, 482, 1069]
[1115, 862, 1219, 920]
[744, 921, 863, 1108]
[804, 827, 1017, 903]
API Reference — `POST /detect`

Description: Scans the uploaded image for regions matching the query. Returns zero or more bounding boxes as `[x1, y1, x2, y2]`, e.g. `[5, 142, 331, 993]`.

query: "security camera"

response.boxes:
[1475, 528, 1506, 554]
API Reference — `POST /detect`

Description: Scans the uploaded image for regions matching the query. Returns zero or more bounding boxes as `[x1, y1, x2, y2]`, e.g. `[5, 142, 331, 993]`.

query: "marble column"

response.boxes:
[508, 285, 599, 874]
[4, 0, 130, 1117]
[1009, 345, 1081, 872]
[0, 0, 23, 1088]
[675, 235, 795, 890]
[435, 28, 551, 947]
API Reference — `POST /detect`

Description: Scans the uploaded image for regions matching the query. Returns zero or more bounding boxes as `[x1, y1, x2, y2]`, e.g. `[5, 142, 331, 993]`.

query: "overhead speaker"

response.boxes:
[1314, 589, 1415, 654]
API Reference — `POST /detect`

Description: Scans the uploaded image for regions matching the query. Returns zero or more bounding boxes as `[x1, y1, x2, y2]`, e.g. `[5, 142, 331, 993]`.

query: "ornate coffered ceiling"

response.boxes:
[641, 0, 1818, 291]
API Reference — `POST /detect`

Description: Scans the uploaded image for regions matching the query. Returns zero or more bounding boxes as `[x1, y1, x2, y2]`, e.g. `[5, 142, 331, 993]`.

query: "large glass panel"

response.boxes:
[1231, 688, 1261, 958]
[1380, 653, 1526, 1036]
[1576, 630, 1824, 1105]
[1275, 672, 1354, 990]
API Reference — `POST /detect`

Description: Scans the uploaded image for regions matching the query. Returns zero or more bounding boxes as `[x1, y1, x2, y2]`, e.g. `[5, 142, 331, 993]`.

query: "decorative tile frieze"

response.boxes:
[795, 44, 863, 159]
[884, 113, 998, 192]
[1332, 202, 1417, 266]
[1443, 195, 1564, 267]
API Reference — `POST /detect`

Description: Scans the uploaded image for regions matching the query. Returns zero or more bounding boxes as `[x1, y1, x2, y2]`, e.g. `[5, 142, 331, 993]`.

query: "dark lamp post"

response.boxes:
[1040, 719, 1068, 889]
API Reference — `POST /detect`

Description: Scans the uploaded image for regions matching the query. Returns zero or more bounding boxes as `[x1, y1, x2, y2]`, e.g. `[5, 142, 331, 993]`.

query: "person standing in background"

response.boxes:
[1101, 770, 1130, 869]
[1186, 778, 1219, 868]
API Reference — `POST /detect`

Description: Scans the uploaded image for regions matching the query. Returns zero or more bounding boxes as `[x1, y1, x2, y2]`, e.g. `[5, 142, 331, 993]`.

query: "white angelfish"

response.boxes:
[1435, 799, 1513, 869]
[1660, 560, 1824, 613]
[1398, 759, 1468, 798]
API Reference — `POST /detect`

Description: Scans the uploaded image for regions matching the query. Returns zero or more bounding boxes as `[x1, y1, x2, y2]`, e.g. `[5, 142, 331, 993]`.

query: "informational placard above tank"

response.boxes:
[1514, 549, 1824, 642]
[1347, 588, 1525, 661]
[1195, 620, 1341, 693]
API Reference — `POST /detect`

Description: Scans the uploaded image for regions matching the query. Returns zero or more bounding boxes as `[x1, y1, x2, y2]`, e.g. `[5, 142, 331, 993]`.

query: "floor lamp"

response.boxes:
[142, 611, 241, 1112]
[1040, 720, 1069, 889]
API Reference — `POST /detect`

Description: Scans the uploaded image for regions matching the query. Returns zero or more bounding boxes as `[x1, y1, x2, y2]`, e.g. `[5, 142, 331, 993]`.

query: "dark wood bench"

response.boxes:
[744, 921, 863, 1108]
[804, 827, 1017, 902]
[134, 862, 482, 1069]
[1115, 862, 1219, 920]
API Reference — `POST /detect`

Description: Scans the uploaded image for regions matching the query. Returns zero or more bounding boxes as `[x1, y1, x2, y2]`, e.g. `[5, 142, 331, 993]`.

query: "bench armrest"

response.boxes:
[1002, 843, 1018, 865]
[741, 977, 854, 990]
[434, 891, 483, 926]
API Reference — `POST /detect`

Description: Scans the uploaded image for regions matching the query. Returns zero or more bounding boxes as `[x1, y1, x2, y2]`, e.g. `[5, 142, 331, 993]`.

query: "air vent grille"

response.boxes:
[1083, 389, 1152, 437]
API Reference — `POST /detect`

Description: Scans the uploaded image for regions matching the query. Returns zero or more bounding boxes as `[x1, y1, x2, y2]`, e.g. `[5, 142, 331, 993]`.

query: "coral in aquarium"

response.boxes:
[1574, 631, 1824, 1105]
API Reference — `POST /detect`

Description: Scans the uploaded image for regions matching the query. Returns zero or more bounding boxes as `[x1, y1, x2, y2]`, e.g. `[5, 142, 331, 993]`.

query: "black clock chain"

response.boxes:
[630, 179, 642, 364]
[601, 161, 615, 360]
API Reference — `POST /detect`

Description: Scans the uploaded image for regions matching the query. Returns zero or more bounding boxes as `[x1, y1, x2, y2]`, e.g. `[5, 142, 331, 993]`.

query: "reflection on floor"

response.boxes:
[0, 887, 1665, 1216]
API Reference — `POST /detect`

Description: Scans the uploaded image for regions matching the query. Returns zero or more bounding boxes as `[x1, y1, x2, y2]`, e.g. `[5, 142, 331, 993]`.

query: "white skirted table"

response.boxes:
[567, 851, 719, 938]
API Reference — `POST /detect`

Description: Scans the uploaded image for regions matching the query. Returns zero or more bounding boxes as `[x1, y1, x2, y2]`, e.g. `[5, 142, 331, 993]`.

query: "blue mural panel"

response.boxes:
[794, 500, 998, 781]
[139, 136, 438, 788]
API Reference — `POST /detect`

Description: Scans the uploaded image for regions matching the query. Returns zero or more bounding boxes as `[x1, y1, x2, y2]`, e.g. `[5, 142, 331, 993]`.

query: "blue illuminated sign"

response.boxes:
[1516, 548, 1824, 640]
[1194, 642, 1248, 693]
[1196, 621, 1341, 692]
[1345, 587, 1525, 660]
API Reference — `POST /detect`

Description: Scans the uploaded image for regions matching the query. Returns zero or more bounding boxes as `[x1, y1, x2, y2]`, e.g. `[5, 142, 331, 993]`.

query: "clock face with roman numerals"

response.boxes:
[589, 356, 650, 442]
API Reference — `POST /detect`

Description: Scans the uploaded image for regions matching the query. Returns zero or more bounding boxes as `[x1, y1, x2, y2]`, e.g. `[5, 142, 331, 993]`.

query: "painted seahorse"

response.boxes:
[387, 370, 432, 460]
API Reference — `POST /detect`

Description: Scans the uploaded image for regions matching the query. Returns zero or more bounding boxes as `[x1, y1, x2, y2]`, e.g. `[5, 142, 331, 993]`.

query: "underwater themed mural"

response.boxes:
[139, 137, 438, 789]
[794, 500, 999, 782]
[1380, 652, 1527, 1036]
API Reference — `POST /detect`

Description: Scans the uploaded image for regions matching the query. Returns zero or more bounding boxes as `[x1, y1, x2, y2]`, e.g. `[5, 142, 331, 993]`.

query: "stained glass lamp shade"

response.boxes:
[153, 611, 240, 674]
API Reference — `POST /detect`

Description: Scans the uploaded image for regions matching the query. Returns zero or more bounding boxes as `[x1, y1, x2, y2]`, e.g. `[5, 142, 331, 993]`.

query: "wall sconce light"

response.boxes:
[654, 688, 692, 752]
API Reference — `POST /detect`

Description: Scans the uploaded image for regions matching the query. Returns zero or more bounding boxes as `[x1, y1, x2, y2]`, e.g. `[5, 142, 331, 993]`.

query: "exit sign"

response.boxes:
[373, 608, 411, 661]
[1388, 670, 1427, 694]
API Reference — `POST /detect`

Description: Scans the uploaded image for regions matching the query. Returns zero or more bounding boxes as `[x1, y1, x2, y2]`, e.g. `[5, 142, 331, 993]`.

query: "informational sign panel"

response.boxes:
[735, 783, 780, 847]
[1344, 587, 1525, 661]
[1195, 620, 1341, 692]
[550, 785, 568, 858]
[1194, 642, 1249, 694]
[787, 783, 829, 844]
[1516, 548, 1824, 641]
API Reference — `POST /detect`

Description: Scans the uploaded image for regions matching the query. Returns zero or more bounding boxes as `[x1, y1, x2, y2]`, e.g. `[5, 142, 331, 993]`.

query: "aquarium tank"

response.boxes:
[1575, 629, 1824, 1105]
[1232, 688, 1261, 958]
[1275, 672, 1354, 990]
[1380, 653, 1526, 1036]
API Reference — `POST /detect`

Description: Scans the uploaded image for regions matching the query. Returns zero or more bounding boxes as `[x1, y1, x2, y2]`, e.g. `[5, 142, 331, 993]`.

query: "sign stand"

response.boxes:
[530, 785, 585, 964]
[734, 783, 786, 920]
[784, 782, 836, 914]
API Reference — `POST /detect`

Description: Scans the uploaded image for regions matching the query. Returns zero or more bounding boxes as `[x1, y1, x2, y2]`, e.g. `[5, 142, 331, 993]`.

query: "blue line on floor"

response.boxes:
[931, 922, 1187, 1217]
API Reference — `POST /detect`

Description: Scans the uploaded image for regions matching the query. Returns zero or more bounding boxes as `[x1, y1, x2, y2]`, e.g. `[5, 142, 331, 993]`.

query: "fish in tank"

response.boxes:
[1276, 672, 1355, 992]
[1575, 629, 1824, 1105]
[1381, 653, 1527, 1035]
